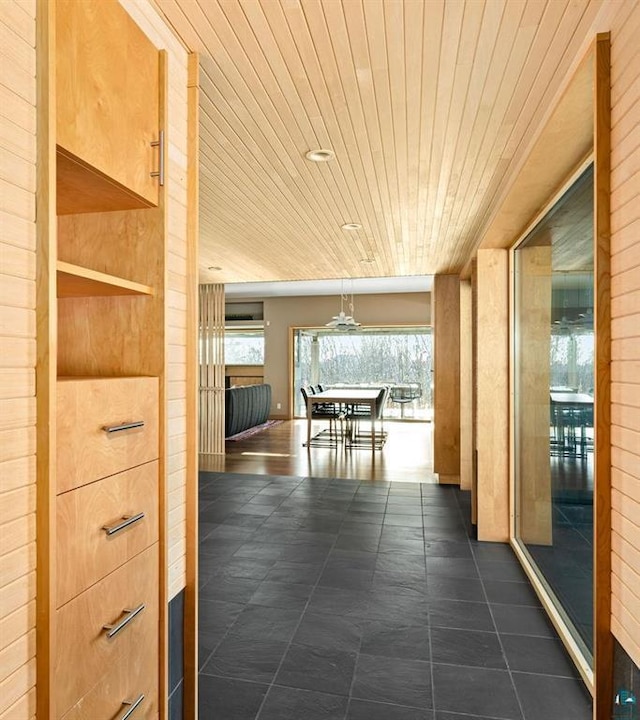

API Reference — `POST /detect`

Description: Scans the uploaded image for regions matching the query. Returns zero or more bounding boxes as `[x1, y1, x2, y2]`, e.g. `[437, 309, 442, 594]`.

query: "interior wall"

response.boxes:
[603, 0, 640, 670]
[0, 2, 37, 717]
[262, 292, 431, 418]
[120, 0, 190, 603]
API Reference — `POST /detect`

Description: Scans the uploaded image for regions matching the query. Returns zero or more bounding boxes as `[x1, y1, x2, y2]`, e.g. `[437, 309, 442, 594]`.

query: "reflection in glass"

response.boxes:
[514, 165, 594, 662]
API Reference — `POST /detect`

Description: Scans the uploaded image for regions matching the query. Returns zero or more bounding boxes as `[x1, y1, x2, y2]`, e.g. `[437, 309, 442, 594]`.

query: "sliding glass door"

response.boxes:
[513, 165, 594, 663]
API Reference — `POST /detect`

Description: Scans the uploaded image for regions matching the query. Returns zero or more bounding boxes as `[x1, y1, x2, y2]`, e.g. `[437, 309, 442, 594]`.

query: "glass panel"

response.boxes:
[292, 326, 433, 419]
[514, 165, 594, 661]
[224, 329, 264, 364]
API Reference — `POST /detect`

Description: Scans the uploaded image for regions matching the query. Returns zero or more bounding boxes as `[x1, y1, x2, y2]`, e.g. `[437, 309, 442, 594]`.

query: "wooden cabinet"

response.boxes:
[37, 1, 168, 717]
[56, 377, 159, 493]
[56, 0, 161, 213]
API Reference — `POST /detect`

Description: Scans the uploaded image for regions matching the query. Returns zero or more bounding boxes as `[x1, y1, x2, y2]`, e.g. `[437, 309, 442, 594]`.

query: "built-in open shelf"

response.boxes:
[57, 261, 154, 298]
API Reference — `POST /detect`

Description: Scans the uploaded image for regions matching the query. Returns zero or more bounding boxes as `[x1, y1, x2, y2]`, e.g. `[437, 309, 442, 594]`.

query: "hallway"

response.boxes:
[197, 472, 592, 719]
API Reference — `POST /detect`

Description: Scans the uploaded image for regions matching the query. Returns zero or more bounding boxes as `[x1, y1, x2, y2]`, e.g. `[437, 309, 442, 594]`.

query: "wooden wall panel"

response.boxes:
[0, 2, 37, 718]
[119, 0, 191, 603]
[199, 284, 226, 455]
[607, 1, 640, 672]
[475, 250, 509, 542]
[433, 274, 460, 483]
[459, 280, 472, 491]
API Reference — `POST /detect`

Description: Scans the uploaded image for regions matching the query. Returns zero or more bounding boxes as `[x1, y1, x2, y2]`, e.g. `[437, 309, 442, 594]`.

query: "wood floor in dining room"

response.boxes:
[200, 419, 436, 483]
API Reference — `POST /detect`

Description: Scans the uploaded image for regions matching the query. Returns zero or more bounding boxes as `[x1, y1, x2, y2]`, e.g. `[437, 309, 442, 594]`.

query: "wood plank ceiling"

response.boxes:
[155, 0, 604, 284]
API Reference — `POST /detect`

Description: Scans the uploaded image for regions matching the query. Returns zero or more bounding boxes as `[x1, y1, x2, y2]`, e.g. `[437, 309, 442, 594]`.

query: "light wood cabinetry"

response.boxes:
[37, 0, 168, 717]
[56, 0, 160, 212]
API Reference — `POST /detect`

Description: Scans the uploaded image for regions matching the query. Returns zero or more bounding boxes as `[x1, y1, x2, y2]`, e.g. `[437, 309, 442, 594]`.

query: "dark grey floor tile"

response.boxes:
[264, 560, 324, 585]
[360, 619, 430, 661]
[307, 586, 370, 617]
[234, 541, 287, 561]
[349, 500, 388, 513]
[275, 643, 357, 696]
[372, 571, 428, 596]
[280, 543, 332, 564]
[319, 567, 374, 591]
[347, 699, 433, 719]
[202, 635, 288, 683]
[375, 553, 426, 575]
[485, 580, 542, 607]
[492, 604, 556, 638]
[200, 575, 262, 604]
[352, 653, 432, 708]
[334, 533, 381, 553]
[198, 675, 268, 719]
[423, 527, 470, 542]
[247, 494, 286, 506]
[428, 599, 494, 632]
[426, 557, 479, 579]
[512, 672, 591, 720]
[378, 537, 426, 555]
[342, 513, 385, 526]
[424, 540, 473, 559]
[229, 604, 303, 642]
[248, 580, 314, 611]
[384, 514, 424, 527]
[258, 686, 349, 720]
[366, 589, 430, 624]
[435, 713, 502, 720]
[471, 542, 516, 562]
[432, 664, 521, 718]
[293, 611, 363, 653]
[327, 549, 378, 573]
[430, 627, 506, 669]
[215, 557, 277, 580]
[427, 576, 486, 603]
[476, 559, 528, 582]
[502, 635, 579, 677]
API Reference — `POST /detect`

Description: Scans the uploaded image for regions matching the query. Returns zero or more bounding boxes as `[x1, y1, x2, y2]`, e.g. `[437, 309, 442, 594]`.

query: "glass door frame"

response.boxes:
[508, 156, 596, 690]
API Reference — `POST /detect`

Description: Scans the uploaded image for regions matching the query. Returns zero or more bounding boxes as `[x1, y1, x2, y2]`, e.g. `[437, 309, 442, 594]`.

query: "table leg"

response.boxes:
[307, 399, 312, 448]
[371, 399, 375, 452]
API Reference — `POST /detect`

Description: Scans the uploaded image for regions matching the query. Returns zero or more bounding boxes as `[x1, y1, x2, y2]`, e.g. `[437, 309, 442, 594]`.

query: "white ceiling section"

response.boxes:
[224, 275, 433, 299]
[155, 0, 603, 284]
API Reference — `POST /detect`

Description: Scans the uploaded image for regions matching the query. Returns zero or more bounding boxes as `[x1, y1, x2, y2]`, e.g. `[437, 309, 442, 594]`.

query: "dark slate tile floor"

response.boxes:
[198, 472, 592, 720]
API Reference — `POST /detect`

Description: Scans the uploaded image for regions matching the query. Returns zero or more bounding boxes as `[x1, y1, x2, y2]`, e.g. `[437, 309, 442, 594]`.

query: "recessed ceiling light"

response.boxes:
[341, 223, 362, 231]
[208, 266, 222, 271]
[305, 148, 335, 162]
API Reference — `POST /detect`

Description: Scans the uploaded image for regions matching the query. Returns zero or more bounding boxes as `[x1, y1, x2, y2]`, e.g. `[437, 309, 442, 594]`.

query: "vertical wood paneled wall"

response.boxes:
[0, 2, 37, 718]
[199, 284, 225, 455]
[475, 250, 510, 542]
[118, 0, 190, 603]
[606, 0, 640, 669]
[433, 274, 461, 483]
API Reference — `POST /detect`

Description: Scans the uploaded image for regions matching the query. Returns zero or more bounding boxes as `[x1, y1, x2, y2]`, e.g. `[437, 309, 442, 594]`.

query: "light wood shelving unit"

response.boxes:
[37, 0, 169, 717]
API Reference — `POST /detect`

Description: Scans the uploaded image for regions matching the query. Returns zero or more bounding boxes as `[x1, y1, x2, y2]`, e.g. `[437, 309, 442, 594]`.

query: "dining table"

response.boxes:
[306, 388, 383, 452]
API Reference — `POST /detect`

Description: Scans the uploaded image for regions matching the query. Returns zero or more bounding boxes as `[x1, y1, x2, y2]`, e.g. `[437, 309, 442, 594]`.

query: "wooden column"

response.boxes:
[476, 250, 509, 541]
[184, 52, 199, 720]
[199, 284, 225, 455]
[434, 274, 460, 484]
[593, 31, 612, 720]
[516, 244, 553, 546]
[460, 280, 473, 491]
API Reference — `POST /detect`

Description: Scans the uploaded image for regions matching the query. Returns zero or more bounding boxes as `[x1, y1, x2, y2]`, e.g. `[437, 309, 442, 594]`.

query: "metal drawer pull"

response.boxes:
[102, 420, 145, 434]
[150, 129, 165, 186]
[102, 512, 145, 536]
[103, 603, 145, 639]
[116, 694, 145, 720]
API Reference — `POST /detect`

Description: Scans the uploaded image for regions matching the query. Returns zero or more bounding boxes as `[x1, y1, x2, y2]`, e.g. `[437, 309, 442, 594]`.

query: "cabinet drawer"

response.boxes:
[57, 377, 158, 493]
[55, 545, 158, 718]
[60, 643, 157, 720]
[57, 461, 159, 607]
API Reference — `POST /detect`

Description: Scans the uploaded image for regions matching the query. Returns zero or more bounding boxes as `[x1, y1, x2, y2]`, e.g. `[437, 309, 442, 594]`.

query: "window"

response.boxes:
[224, 329, 264, 364]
